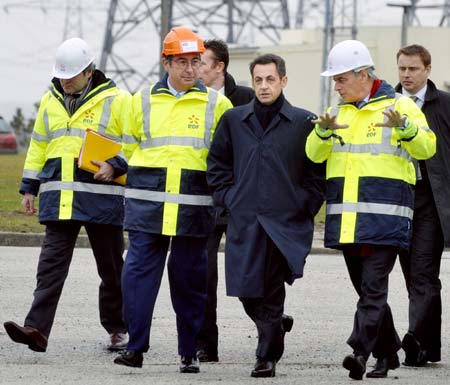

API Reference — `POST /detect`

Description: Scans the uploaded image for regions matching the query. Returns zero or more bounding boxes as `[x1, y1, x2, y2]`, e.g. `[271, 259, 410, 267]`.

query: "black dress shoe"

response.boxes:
[366, 354, 399, 378]
[342, 354, 366, 380]
[196, 348, 219, 362]
[281, 314, 294, 333]
[4, 321, 48, 352]
[251, 359, 276, 378]
[402, 332, 427, 367]
[180, 356, 200, 373]
[113, 350, 143, 368]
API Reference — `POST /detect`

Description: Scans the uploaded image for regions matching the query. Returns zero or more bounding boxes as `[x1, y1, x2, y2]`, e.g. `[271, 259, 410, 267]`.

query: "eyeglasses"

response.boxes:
[172, 58, 201, 69]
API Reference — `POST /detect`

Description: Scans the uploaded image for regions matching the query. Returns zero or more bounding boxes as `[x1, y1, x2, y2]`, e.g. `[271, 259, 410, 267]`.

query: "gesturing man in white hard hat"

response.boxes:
[306, 40, 436, 380]
[113, 27, 232, 372]
[3, 37, 130, 353]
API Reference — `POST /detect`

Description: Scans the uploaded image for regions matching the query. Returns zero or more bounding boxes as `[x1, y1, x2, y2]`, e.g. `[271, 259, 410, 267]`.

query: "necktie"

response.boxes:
[410, 95, 418, 103]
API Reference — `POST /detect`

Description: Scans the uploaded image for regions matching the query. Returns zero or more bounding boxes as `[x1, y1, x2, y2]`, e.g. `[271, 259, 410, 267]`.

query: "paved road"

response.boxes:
[0, 246, 449, 384]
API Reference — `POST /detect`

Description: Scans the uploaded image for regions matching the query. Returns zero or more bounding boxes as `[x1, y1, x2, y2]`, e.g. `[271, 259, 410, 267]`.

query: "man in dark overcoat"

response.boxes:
[396, 44, 450, 366]
[207, 53, 326, 378]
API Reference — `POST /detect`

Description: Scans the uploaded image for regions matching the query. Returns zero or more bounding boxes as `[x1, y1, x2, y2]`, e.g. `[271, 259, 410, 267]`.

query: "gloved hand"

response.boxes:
[314, 123, 333, 139]
[395, 118, 418, 141]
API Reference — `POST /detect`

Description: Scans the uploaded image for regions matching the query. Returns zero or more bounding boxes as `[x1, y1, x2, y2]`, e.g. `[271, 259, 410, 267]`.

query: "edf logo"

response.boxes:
[83, 110, 95, 124]
[367, 123, 377, 138]
[188, 114, 199, 129]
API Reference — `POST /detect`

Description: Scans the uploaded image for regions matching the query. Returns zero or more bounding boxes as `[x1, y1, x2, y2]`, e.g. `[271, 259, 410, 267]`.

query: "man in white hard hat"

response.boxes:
[306, 40, 436, 380]
[3, 37, 130, 353]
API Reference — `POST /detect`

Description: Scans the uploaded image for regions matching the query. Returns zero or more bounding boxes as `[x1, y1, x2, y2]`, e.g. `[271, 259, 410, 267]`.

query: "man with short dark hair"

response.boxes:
[207, 53, 326, 377]
[395, 44, 450, 367]
[196, 38, 254, 363]
[200, 39, 254, 105]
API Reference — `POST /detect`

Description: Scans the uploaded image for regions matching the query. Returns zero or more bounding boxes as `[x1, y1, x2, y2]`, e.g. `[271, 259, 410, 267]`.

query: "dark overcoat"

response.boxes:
[396, 80, 450, 246]
[207, 99, 326, 297]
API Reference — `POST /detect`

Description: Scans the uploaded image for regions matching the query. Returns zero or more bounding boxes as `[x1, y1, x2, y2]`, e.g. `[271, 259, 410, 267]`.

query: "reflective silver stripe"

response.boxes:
[204, 88, 218, 148]
[98, 96, 115, 134]
[332, 142, 411, 159]
[49, 127, 85, 140]
[327, 202, 413, 219]
[39, 181, 124, 196]
[141, 87, 151, 139]
[125, 188, 213, 206]
[122, 133, 139, 144]
[138, 87, 217, 151]
[22, 170, 40, 179]
[43, 109, 51, 138]
[140, 136, 207, 150]
[31, 131, 48, 142]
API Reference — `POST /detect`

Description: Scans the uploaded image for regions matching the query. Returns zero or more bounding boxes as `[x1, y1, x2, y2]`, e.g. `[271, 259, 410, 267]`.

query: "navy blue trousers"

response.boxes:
[122, 231, 208, 356]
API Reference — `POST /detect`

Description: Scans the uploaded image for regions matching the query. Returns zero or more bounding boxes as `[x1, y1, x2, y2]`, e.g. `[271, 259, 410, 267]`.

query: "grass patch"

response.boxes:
[0, 154, 45, 233]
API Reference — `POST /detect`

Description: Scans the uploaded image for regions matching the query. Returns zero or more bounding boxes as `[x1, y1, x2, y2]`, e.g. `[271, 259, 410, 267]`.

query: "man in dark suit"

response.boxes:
[207, 53, 326, 377]
[196, 39, 254, 363]
[396, 44, 450, 367]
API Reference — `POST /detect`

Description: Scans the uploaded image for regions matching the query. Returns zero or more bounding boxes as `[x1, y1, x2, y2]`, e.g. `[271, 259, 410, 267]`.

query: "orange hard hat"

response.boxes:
[162, 26, 205, 57]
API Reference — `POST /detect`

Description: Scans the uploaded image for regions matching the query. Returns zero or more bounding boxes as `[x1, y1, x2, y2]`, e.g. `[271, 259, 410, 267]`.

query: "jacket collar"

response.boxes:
[50, 69, 115, 108]
[51, 69, 113, 96]
[241, 97, 295, 123]
[151, 73, 207, 95]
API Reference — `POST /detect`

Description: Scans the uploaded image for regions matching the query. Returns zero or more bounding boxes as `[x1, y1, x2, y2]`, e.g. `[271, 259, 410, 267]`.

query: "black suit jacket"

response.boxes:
[396, 79, 450, 246]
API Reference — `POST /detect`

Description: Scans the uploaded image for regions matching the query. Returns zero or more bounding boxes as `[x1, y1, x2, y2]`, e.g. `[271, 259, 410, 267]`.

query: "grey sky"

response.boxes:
[0, 0, 443, 122]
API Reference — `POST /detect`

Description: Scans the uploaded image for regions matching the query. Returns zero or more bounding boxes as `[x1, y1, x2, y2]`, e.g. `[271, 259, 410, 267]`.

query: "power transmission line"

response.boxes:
[62, 0, 83, 40]
[99, 0, 291, 93]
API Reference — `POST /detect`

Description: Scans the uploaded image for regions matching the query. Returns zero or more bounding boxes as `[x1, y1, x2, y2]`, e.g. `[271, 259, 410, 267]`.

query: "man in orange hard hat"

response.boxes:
[113, 27, 232, 372]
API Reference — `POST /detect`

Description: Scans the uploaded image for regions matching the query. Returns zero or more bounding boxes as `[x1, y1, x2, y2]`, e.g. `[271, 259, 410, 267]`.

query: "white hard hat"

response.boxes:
[321, 40, 374, 77]
[52, 37, 95, 79]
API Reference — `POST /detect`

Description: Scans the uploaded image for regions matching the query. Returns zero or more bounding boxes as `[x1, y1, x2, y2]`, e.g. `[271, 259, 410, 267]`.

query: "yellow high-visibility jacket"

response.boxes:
[20, 71, 130, 225]
[123, 77, 233, 236]
[306, 80, 436, 250]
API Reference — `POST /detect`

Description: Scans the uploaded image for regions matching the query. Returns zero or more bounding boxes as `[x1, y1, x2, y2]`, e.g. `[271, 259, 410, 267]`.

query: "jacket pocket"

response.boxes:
[359, 177, 404, 204]
[127, 167, 165, 190]
[38, 165, 57, 182]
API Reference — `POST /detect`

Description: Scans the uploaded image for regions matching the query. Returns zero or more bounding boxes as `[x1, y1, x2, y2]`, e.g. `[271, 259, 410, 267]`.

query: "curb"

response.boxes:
[0, 231, 338, 254]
